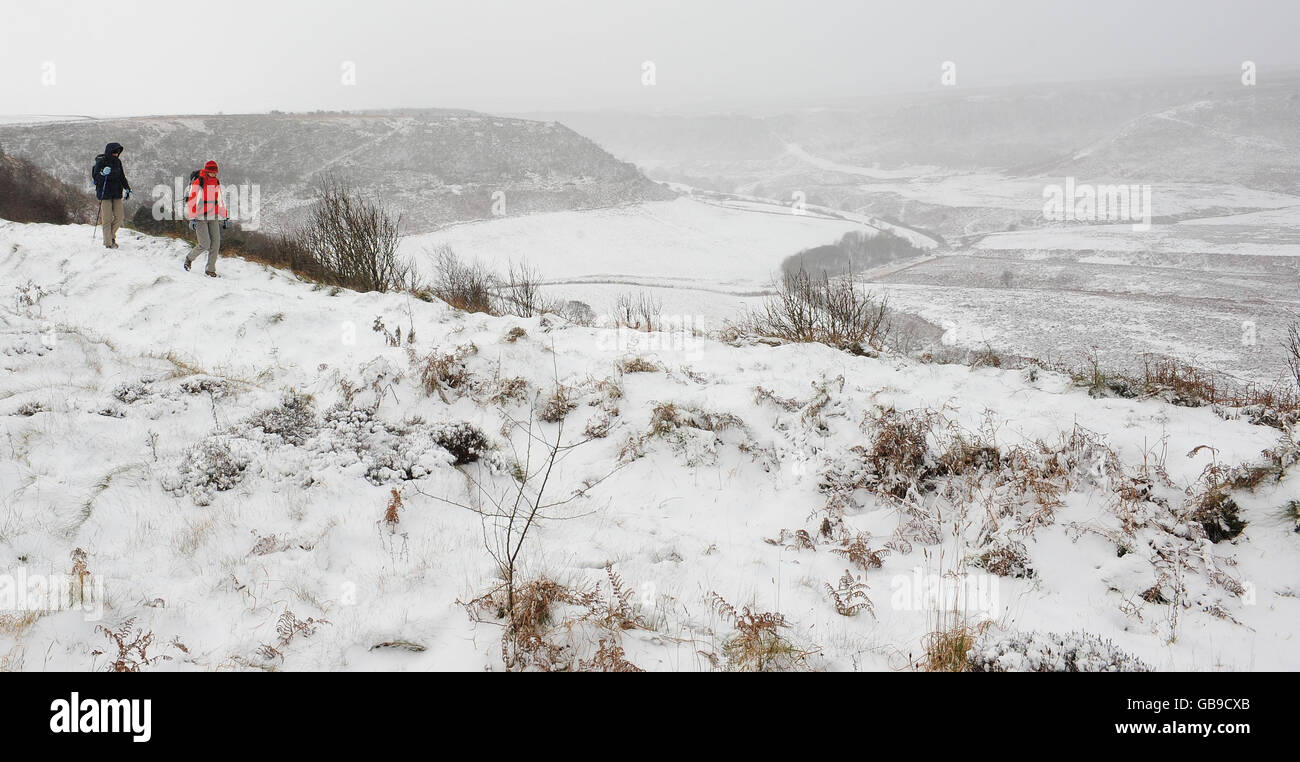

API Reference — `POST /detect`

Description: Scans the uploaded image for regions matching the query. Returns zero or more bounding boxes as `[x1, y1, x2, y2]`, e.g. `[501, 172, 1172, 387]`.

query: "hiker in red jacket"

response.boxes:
[184, 160, 230, 277]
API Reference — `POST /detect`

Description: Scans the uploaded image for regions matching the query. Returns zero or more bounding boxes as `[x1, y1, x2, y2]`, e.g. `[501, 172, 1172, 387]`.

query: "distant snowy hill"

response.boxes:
[529, 74, 1300, 190]
[0, 110, 674, 234]
[525, 74, 1300, 244]
[2, 219, 1296, 671]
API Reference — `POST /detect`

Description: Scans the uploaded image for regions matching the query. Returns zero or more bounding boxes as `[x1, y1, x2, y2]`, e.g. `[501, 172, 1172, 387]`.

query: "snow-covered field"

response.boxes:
[973, 206, 1300, 258]
[2, 220, 1297, 671]
[857, 175, 1300, 217]
[872, 252, 1300, 385]
[401, 197, 880, 306]
[865, 203, 1300, 385]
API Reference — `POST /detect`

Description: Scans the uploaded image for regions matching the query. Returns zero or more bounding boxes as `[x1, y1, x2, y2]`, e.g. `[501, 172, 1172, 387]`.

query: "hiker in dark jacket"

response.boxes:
[91, 142, 131, 248]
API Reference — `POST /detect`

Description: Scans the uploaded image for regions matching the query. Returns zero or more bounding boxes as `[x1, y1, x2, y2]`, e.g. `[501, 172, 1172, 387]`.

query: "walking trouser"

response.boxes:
[186, 220, 222, 274]
[100, 198, 123, 246]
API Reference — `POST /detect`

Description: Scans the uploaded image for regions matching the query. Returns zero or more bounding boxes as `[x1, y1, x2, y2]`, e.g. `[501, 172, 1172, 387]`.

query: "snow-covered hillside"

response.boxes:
[2, 220, 1297, 671]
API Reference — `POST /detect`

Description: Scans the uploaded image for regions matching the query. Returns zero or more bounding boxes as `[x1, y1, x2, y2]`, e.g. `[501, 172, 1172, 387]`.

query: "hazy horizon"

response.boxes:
[3, 0, 1299, 118]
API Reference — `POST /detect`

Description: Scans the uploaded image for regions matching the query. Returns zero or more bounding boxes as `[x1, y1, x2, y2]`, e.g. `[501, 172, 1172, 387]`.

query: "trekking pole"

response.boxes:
[91, 201, 100, 242]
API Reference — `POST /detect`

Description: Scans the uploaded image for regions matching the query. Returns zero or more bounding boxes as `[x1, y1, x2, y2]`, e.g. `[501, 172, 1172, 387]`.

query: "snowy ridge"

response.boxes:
[1, 221, 1296, 671]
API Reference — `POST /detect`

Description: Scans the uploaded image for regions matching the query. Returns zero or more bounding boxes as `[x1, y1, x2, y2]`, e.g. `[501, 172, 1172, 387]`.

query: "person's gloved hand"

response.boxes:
[123, 188, 131, 200]
[221, 219, 230, 230]
[100, 166, 111, 177]
[189, 220, 198, 231]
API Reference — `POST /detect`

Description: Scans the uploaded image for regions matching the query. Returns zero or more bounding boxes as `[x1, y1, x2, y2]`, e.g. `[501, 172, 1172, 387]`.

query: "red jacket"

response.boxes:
[185, 170, 228, 220]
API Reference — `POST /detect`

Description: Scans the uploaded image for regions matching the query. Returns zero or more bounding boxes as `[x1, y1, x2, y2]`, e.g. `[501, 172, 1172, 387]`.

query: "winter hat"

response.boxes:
[203, 160, 219, 173]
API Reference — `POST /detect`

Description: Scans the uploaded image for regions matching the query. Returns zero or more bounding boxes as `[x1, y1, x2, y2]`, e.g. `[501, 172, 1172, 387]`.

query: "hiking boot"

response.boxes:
[183, 258, 192, 271]
[205, 271, 218, 278]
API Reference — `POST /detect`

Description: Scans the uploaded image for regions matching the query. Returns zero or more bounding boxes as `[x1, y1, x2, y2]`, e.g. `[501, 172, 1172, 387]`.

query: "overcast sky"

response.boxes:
[2, 0, 1298, 117]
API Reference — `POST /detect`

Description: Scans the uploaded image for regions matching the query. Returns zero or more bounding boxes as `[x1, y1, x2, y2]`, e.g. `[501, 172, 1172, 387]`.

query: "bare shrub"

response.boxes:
[294, 174, 406, 293]
[744, 267, 890, 351]
[429, 249, 560, 317]
[561, 300, 596, 326]
[499, 260, 553, 318]
[429, 245, 494, 314]
[612, 291, 663, 331]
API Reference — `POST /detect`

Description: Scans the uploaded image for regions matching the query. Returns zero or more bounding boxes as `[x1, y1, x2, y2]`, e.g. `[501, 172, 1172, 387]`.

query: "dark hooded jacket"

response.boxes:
[91, 142, 131, 200]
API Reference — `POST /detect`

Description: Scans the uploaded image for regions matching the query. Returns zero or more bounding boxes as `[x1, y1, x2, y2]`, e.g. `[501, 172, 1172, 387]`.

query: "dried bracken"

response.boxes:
[383, 488, 403, 531]
[92, 618, 172, 673]
[580, 639, 644, 672]
[831, 533, 887, 575]
[257, 609, 330, 663]
[825, 570, 874, 617]
[409, 343, 477, 401]
[707, 593, 816, 672]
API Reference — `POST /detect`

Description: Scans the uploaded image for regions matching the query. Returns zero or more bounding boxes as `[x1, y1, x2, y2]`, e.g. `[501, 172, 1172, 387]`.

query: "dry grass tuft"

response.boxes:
[539, 385, 577, 423]
[618, 356, 663, 374]
[920, 621, 990, 672]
